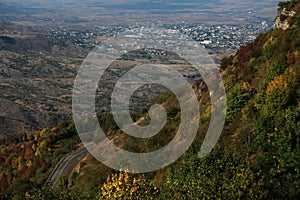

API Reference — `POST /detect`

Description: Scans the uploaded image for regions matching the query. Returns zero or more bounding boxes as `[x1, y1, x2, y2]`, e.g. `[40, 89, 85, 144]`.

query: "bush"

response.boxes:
[100, 171, 159, 200]
[220, 56, 232, 70]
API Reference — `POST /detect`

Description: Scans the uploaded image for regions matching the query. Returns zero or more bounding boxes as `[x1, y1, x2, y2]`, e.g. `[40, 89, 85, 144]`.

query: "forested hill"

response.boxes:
[1, 1, 300, 199]
[157, 0, 300, 198]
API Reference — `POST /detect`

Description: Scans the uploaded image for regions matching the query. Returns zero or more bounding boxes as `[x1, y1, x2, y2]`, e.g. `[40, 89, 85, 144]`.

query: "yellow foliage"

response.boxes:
[11, 158, 18, 169]
[203, 105, 212, 118]
[34, 132, 39, 141]
[35, 149, 41, 157]
[232, 55, 239, 64]
[39, 140, 48, 150]
[32, 144, 36, 151]
[294, 51, 300, 58]
[266, 75, 287, 93]
[40, 128, 48, 137]
[26, 160, 32, 168]
[286, 67, 297, 77]
[266, 68, 298, 94]
[242, 82, 251, 91]
[263, 36, 276, 49]
[25, 192, 31, 198]
[17, 157, 23, 171]
[100, 171, 159, 200]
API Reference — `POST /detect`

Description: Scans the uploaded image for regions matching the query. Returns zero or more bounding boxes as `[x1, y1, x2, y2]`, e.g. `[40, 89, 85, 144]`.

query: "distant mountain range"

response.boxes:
[1, 0, 278, 14]
[0, 0, 280, 26]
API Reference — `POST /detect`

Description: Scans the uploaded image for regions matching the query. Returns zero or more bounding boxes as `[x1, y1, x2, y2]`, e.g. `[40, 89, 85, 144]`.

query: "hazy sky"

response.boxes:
[2, 0, 279, 7]
[1, 0, 280, 23]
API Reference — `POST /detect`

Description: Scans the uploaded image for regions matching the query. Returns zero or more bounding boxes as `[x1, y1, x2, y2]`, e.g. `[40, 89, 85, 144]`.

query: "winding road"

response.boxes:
[45, 128, 135, 188]
[46, 147, 88, 188]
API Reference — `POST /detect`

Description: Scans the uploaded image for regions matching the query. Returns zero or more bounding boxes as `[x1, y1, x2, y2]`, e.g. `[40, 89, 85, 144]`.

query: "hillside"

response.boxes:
[0, 23, 89, 138]
[70, 0, 300, 198]
[1, 1, 300, 199]
[0, 122, 81, 199]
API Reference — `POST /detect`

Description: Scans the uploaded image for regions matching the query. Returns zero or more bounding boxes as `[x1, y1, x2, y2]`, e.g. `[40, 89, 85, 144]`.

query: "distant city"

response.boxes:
[50, 18, 273, 53]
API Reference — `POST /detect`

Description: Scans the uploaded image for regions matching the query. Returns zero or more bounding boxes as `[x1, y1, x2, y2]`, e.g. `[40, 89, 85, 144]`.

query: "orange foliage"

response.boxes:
[266, 75, 287, 93]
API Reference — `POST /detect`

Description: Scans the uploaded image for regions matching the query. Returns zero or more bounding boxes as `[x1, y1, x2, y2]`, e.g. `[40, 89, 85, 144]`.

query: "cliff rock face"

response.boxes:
[275, 1, 300, 30]
[275, 8, 297, 30]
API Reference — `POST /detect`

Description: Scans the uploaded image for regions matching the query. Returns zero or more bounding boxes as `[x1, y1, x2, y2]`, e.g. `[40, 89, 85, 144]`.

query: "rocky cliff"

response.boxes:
[276, 0, 300, 30]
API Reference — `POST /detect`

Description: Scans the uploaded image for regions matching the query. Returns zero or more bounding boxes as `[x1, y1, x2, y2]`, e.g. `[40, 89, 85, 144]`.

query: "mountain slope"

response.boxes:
[0, 23, 88, 138]
[1, 1, 300, 199]
[103, 1, 300, 198]
[70, 1, 300, 198]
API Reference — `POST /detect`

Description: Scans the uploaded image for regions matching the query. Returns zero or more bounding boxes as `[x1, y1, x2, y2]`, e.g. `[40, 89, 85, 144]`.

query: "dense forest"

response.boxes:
[1, 1, 300, 199]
